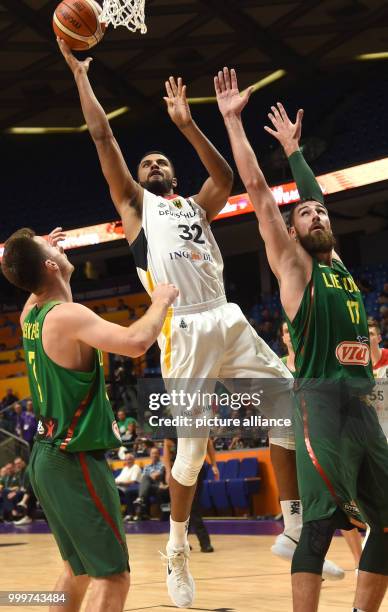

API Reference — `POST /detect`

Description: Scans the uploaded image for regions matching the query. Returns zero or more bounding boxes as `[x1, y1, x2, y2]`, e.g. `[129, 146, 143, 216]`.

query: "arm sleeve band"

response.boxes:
[288, 150, 324, 205]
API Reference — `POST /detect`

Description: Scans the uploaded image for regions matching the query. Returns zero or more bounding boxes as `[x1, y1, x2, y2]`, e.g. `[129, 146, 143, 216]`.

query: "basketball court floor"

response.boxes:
[1, 520, 386, 612]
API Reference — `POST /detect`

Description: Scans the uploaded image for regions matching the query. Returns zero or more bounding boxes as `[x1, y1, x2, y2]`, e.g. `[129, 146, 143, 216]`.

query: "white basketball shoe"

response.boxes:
[163, 542, 195, 608]
[271, 533, 345, 581]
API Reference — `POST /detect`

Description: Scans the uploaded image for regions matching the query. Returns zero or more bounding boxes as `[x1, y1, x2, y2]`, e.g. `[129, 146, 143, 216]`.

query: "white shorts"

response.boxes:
[159, 297, 290, 380]
[158, 297, 294, 448]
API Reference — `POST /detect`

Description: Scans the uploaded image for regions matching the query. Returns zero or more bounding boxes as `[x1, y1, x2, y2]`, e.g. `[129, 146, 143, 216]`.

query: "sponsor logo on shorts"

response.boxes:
[36, 416, 58, 440]
[335, 341, 370, 366]
[179, 319, 187, 329]
[112, 420, 122, 442]
[168, 250, 213, 262]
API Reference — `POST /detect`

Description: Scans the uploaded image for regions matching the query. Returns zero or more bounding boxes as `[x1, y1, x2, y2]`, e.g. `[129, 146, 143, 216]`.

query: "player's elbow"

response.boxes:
[219, 165, 234, 191]
[244, 176, 264, 193]
[92, 126, 114, 144]
[125, 330, 151, 358]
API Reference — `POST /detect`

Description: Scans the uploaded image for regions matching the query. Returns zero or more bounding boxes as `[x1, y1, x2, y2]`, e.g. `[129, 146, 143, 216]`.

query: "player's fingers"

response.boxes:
[169, 76, 178, 96]
[243, 85, 254, 101]
[181, 84, 187, 99]
[223, 66, 231, 90]
[264, 126, 278, 137]
[177, 77, 183, 96]
[50, 227, 63, 235]
[271, 105, 282, 122]
[277, 102, 288, 121]
[230, 68, 238, 90]
[165, 81, 173, 98]
[214, 75, 221, 95]
[217, 70, 226, 92]
[268, 112, 278, 126]
[296, 108, 304, 124]
[84, 57, 93, 68]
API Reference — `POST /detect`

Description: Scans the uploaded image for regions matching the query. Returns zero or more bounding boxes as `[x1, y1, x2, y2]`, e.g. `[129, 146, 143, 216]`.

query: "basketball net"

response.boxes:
[99, 0, 147, 32]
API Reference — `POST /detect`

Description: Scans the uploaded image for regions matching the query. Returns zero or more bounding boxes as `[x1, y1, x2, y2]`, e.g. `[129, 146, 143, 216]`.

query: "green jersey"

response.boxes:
[284, 258, 374, 384]
[22, 301, 122, 452]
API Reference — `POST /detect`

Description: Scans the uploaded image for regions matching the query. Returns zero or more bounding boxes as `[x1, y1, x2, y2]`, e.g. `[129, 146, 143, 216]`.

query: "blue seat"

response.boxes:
[223, 459, 240, 479]
[207, 460, 225, 481]
[200, 481, 213, 511]
[240, 457, 259, 478]
[227, 478, 249, 508]
[208, 480, 231, 513]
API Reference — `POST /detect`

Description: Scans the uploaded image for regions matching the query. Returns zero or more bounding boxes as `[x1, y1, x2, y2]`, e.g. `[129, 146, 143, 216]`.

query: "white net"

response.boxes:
[99, 0, 147, 32]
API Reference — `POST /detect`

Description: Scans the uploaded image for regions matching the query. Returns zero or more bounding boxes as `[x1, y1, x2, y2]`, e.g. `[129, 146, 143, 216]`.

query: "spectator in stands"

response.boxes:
[13, 351, 24, 363]
[20, 400, 37, 449]
[357, 276, 374, 294]
[380, 306, 388, 339]
[117, 298, 129, 311]
[0, 464, 11, 521]
[11, 402, 24, 437]
[12, 484, 37, 526]
[2, 388, 18, 408]
[2, 457, 26, 521]
[134, 448, 165, 520]
[377, 282, 388, 305]
[121, 422, 138, 452]
[116, 409, 137, 436]
[115, 452, 142, 521]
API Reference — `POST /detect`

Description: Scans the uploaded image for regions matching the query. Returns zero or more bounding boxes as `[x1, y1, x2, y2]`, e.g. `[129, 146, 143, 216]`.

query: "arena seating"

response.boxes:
[201, 457, 261, 515]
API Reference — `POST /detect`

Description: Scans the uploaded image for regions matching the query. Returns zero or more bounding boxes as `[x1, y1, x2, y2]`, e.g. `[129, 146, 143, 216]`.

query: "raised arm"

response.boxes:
[264, 102, 323, 205]
[164, 76, 233, 222]
[56, 283, 178, 358]
[58, 39, 142, 243]
[214, 68, 294, 279]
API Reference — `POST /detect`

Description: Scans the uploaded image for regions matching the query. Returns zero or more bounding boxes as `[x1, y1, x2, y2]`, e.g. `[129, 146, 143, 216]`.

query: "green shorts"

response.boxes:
[294, 388, 388, 530]
[29, 442, 129, 577]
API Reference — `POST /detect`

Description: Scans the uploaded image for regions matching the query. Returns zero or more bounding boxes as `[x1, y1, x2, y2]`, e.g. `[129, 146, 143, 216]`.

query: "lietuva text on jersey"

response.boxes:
[285, 258, 374, 382]
[130, 190, 225, 308]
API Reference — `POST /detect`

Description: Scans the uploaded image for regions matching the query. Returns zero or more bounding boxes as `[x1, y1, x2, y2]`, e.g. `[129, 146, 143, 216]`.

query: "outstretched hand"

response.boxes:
[214, 67, 253, 119]
[57, 37, 93, 76]
[264, 102, 304, 156]
[164, 76, 193, 130]
[47, 227, 66, 247]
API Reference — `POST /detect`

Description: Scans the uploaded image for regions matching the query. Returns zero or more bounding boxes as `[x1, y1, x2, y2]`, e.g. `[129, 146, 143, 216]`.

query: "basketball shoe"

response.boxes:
[163, 542, 195, 608]
[271, 533, 345, 580]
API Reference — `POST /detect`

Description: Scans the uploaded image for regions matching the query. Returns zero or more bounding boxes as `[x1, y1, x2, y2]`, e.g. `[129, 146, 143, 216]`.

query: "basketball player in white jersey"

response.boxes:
[368, 318, 388, 438]
[58, 39, 335, 608]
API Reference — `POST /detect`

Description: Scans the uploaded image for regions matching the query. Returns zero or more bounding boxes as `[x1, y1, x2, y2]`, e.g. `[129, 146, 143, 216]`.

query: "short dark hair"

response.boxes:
[285, 200, 329, 228]
[367, 317, 381, 334]
[138, 151, 175, 176]
[1, 228, 46, 293]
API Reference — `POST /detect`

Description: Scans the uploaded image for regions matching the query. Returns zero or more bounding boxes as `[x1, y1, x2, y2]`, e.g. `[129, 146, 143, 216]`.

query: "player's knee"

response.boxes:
[291, 518, 336, 575]
[359, 531, 388, 575]
[171, 438, 208, 486]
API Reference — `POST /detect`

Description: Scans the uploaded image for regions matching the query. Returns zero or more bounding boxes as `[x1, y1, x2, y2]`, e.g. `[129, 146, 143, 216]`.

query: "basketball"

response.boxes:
[53, 0, 106, 51]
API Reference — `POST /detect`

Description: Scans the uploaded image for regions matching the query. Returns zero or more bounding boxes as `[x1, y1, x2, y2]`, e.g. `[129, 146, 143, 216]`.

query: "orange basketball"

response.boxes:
[53, 0, 106, 51]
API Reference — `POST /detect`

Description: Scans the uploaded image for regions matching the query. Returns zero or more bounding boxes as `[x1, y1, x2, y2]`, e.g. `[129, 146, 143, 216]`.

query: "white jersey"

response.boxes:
[131, 189, 225, 310]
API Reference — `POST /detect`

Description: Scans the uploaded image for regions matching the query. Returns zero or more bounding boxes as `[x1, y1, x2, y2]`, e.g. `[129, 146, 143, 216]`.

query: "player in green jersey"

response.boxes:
[1, 227, 178, 612]
[216, 68, 388, 612]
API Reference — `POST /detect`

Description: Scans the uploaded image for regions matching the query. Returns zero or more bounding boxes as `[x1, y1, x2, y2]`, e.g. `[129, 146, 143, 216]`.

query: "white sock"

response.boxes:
[281, 500, 302, 542]
[169, 516, 190, 549]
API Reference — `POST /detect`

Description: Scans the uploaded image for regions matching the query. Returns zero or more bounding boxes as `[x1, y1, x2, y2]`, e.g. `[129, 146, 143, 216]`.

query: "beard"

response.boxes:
[140, 176, 173, 196]
[297, 229, 336, 254]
